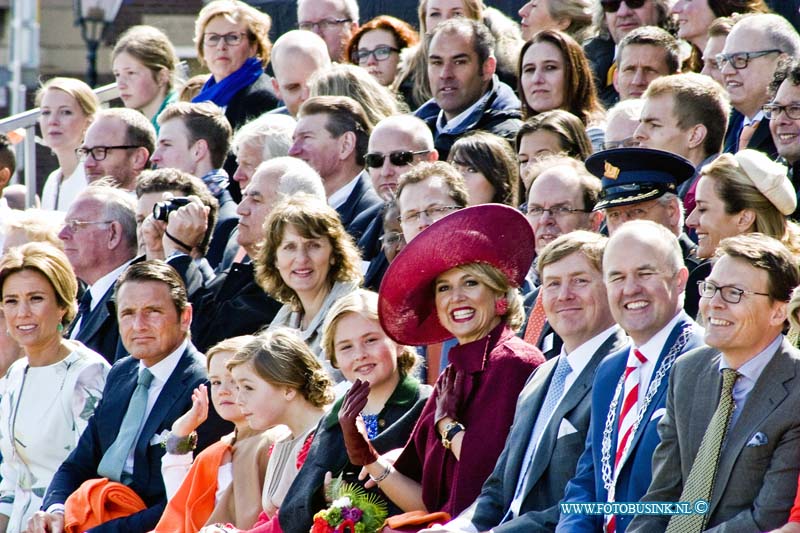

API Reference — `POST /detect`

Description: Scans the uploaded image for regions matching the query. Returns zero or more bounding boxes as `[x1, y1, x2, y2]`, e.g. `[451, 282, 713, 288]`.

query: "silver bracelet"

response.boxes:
[369, 463, 392, 483]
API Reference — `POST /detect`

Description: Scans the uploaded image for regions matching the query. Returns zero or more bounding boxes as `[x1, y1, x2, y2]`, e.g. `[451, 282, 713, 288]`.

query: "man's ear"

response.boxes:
[132, 147, 151, 172]
[271, 77, 282, 100]
[481, 55, 497, 81]
[192, 138, 209, 163]
[0, 167, 11, 190]
[687, 124, 707, 151]
[338, 131, 357, 161]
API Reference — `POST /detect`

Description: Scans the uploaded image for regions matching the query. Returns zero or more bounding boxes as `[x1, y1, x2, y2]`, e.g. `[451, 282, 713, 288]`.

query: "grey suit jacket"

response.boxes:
[461, 328, 629, 533]
[628, 339, 800, 532]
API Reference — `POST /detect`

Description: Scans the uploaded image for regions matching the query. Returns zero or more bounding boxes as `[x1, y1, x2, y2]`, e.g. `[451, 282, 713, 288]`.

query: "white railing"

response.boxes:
[0, 83, 120, 207]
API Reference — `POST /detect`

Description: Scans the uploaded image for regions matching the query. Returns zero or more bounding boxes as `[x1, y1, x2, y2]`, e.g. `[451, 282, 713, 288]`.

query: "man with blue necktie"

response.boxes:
[29, 261, 230, 533]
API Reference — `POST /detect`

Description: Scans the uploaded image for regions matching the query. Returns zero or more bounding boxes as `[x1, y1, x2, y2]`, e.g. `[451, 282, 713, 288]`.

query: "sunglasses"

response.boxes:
[601, 0, 647, 12]
[364, 150, 430, 168]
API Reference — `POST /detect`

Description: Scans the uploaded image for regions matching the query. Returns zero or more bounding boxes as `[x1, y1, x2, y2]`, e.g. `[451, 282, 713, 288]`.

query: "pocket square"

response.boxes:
[150, 429, 170, 447]
[746, 432, 768, 447]
[650, 408, 666, 422]
[558, 418, 578, 438]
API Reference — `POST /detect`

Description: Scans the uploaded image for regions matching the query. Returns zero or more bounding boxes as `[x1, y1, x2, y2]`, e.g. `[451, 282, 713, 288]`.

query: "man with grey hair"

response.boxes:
[169, 157, 323, 351]
[721, 13, 800, 157]
[60, 184, 138, 363]
[415, 17, 522, 160]
[297, 0, 358, 62]
[584, 0, 672, 106]
[269, 30, 331, 117]
[603, 99, 644, 149]
[231, 113, 297, 191]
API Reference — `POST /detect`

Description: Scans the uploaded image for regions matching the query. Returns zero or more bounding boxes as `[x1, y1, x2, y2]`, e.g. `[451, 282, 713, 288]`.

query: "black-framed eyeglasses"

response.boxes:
[379, 231, 405, 248]
[763, 102, 800, 120]
[601, 0, 647, 13]
[75, 145, 139, 161]
[203, 32, 247, 47]
[525, 205, 588, 218]
[399, 205, 459, 223]
[715, 49, 781, 70]
[62, 219, 113, 233]
[602, 137, 639, 150]
[365, 150, 430, 168]
[697, 280, 770, 304]
[354, 45, 400, 64]
[299, 18, 351, 32]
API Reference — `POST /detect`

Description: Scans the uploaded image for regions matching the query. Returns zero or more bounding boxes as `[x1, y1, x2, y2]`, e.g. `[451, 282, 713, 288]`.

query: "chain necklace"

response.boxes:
[601, 324, 693, 502]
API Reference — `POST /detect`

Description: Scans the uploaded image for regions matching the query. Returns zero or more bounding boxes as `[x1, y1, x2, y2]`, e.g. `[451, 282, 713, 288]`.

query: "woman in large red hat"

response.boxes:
[337, 204, 545, 528]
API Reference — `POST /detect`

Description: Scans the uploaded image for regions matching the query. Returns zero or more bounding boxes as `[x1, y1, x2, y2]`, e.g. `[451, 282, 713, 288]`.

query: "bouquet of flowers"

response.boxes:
[311, 478, 388, 533]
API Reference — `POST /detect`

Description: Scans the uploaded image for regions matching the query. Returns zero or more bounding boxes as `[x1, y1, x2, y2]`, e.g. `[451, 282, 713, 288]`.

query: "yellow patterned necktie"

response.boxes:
[665, 368, 739, 533]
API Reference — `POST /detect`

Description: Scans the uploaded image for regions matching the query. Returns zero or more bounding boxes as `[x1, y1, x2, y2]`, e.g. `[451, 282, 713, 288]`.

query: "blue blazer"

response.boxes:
[42, 343, 232, 533]
[557, 314, 704, 533]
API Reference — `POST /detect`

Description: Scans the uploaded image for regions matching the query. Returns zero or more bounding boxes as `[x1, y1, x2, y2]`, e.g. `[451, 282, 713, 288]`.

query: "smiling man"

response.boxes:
[629, 234, 800, 532]
[431, 231, 627, 533]
[558, 220, 704, 533]
[721, 14, 800, 157]
[767, 58, 800, 218]
[415, 17, 521, 160]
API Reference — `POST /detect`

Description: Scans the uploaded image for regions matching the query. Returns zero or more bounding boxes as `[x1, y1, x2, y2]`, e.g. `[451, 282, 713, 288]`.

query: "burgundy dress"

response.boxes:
[392, 322, 545, 517]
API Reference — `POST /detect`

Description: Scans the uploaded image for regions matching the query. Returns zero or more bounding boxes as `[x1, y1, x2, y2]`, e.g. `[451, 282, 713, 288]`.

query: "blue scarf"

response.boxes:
[192, 57, 263, 108]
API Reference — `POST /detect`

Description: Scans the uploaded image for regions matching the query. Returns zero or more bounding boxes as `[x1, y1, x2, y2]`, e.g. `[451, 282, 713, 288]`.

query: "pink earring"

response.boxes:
[495, 298, 508, 316]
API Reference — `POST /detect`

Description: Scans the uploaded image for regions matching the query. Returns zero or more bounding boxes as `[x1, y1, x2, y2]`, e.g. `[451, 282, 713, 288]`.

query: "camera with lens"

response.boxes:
[153, 197, 191, 221]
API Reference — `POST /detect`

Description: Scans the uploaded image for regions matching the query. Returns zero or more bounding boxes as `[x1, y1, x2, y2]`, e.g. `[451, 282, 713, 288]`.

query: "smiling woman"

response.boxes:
[348, 204, 544, 524]
[0, 243, 109, 532]
[255, 195, 363, 378]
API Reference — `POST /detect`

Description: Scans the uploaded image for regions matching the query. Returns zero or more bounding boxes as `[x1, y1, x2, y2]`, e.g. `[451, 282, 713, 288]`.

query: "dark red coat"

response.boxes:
[393, 323, 545, 517]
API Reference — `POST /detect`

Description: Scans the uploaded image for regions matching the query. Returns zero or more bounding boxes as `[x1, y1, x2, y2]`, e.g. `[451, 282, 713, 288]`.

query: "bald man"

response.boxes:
[270, 30, 331, 117]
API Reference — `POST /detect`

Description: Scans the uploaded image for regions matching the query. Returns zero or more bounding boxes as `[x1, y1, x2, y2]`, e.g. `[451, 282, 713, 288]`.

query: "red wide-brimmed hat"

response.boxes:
[378, 204, 535, 346]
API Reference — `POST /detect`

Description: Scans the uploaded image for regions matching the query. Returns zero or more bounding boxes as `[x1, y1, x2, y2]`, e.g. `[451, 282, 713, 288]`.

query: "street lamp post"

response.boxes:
[73, 0, 124, 87]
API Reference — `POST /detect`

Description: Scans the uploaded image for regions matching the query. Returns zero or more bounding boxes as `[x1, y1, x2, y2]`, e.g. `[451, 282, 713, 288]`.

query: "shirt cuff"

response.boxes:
[45, 503, 65, 515]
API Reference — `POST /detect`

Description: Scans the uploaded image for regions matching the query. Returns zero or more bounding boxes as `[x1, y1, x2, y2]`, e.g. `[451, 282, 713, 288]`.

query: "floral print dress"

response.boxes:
[0, 343, 109, 531]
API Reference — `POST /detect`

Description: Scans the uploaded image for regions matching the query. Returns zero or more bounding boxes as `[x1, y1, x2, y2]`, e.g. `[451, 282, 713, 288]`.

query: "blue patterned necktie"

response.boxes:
[97, 368, 154, 482]
[506, 356, 572, 519]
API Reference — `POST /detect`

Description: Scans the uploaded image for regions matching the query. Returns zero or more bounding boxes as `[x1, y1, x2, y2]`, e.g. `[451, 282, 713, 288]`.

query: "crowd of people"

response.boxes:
[1, 0, 800, 531]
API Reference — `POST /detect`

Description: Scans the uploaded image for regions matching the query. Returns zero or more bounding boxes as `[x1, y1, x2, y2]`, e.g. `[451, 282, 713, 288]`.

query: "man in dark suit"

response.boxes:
[167, 157, 324, 352]
[30, 261, 230, 533]
[628, 234, 800, 532]
[720, 14, 800, 158]
[149, 101, 239, 270]
[60, 185, 138, 364]
[557, 221, 704, 533]
[429, 231, 628, 532]
[288, 95, 381, 242]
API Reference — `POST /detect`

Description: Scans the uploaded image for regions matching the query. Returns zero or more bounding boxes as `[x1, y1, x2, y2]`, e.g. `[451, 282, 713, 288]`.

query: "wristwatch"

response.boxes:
[441, 421, 465, 450]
